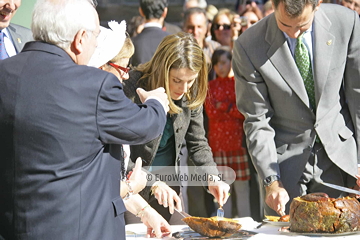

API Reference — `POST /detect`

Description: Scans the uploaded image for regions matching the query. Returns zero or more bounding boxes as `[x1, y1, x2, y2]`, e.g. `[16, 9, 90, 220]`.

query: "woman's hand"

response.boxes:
[207, 175, 230, 206]
[151, 181, 182, 214]
[140, 207, 172, 238]
[123, 194, 171, 238]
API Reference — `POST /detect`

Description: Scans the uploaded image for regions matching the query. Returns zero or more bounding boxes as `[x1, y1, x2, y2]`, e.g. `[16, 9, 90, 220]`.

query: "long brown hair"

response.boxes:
[136, 32, 208, 114]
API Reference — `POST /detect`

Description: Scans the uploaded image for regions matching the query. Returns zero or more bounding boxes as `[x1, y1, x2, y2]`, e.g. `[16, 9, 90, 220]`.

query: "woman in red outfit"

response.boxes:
[205, 46, 251, 218]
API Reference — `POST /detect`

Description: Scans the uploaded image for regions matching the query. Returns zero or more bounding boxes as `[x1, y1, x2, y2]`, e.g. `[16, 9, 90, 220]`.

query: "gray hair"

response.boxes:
[32, 0, 97, 50]
[183, 0, 208, 11]
[272, 0, 320, 17]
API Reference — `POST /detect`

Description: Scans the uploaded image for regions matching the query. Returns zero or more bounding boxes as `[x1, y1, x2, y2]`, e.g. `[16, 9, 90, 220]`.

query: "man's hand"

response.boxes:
[128, 158, 147, 194]
[151, 181, 182, 214]
[356, 175, 360, 188]
[141, 207, 172, 238]
[265, 180, 289, 216]
[136, 87, 169, 112]
[207, 175, 230, 206]
[351, 173, 360, 198]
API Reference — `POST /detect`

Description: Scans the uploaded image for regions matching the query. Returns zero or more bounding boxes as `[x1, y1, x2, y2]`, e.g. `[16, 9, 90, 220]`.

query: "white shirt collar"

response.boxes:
[143, 22, 162, 29]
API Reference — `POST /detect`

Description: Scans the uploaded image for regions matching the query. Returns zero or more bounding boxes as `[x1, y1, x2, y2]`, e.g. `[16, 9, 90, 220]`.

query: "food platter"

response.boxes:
[262, 216, 290, 226]
[262, 219, 290, 226]
[279, 226, 360, 236]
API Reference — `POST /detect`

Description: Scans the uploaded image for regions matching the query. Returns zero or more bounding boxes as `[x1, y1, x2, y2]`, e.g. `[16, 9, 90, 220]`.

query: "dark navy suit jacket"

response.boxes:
[0, 41, 166, 240]
[130, 26, 170, 67]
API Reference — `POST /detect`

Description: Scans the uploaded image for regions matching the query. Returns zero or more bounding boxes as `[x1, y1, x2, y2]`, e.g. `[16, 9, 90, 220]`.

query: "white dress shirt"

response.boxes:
[3, 28, 17, 57]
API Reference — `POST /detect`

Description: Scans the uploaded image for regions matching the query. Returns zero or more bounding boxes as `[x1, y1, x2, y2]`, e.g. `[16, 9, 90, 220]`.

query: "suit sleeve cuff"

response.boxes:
[145, 96, 167, 115]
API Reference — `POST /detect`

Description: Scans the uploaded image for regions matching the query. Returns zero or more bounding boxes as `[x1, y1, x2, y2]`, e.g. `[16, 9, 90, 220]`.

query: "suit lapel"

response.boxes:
[313, 8, 334, 110]
[265, 16, 310, 107]
[7, 24, 23, 53]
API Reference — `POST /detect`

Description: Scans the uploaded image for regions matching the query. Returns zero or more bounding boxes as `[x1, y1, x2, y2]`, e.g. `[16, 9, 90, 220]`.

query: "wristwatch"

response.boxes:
[263, 175, 280, 187]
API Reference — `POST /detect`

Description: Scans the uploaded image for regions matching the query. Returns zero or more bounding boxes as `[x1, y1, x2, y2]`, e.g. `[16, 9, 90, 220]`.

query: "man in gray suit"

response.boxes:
[0, 0, 32, 58]
[233, 0, 360, 217]
[0, 0, 169, 239]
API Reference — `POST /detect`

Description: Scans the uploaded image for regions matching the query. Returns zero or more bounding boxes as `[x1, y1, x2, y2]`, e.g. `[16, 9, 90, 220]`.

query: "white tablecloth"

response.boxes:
[126, 217, 360, 239]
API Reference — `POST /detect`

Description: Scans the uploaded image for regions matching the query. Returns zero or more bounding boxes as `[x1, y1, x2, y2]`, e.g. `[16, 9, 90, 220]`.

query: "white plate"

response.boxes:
[263, 219, 290, 226]
[279, 226, 360, 236]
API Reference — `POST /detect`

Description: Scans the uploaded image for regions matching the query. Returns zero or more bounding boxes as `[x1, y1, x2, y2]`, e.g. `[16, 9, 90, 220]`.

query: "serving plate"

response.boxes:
[279, 226, 360, 236]
[263, 219, 290, 226]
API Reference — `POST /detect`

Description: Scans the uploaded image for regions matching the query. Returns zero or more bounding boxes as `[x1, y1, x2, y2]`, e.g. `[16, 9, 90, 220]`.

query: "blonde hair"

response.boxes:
[101, 36, 134, 73]
[136, 32, 208, 114]
[111, 36, 135, 62]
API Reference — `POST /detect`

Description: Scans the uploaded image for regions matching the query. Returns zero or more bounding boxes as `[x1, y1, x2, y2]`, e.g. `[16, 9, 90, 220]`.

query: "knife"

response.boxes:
[320, 182, 360, 195]
[175, 208, 192, 218]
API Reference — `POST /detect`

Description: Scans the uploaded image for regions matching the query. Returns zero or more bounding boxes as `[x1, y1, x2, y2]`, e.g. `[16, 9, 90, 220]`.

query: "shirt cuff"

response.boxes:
[145, 96, 167, 115]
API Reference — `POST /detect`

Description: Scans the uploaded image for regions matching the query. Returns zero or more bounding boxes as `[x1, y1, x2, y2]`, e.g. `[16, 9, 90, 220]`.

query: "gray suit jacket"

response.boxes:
[124, 70, 219, 200]
[7, 23, 33, 53]
[233, 4, 360, 192]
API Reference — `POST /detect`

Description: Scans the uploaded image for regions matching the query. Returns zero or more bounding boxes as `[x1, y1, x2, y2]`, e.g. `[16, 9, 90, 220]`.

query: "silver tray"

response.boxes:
[279, 226, 360, 236]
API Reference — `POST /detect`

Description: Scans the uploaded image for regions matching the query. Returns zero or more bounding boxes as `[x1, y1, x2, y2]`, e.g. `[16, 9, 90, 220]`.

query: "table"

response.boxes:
[126, 217, 360, 239]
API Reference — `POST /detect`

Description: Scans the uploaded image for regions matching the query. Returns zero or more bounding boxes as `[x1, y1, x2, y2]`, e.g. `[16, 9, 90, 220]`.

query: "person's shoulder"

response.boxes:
[8, 23, 31, 32]
[123, 70, 143, 98]
[142, 26, 169, 36]
[8, 23, 32, 39]
[317, 3, 358, 28]
[76, 64, 116, 81]
[237, 14, 270, 47]
[205, 39, 221, 48]
[128, 70, 143, 82]
[132, 27, 168, 42]
[318, 3, 357, 18]
[163, 22, 182, 34]
[320, 2, 351, 12]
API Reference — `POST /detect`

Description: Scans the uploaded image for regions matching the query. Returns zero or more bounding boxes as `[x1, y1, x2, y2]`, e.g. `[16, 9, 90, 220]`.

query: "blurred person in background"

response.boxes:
[263, 0, 274, 16]
[337, 0, 360, 16]
[183, 0, 207, 11]
[205, 4, 218, 40]
[239, 5, 263, 33]
[235, 0, 264, 14]
[183, 7, 220, 68]
[205, 46, 251, 218]
[131, 0, 170, 67]
[210, 8, 237, 47]
[128, 15, 145, 38]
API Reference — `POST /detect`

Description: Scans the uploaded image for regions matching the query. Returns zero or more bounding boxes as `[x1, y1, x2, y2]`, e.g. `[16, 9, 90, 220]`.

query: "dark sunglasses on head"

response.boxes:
[108, 62, 130, 74]
[213, 23, 231, 30]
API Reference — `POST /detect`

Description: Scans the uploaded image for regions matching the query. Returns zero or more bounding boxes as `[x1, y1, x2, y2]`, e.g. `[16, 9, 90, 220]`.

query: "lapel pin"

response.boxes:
[17, 38, 22, 44]
[326, 40, 332, 46]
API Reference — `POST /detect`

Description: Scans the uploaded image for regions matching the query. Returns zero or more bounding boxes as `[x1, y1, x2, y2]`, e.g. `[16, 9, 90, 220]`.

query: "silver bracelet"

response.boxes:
[123, 180, 134, 200]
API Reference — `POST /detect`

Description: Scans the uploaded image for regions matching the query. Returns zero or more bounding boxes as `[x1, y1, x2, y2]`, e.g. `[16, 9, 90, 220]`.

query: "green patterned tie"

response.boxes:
[295, 33, 315, 109]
